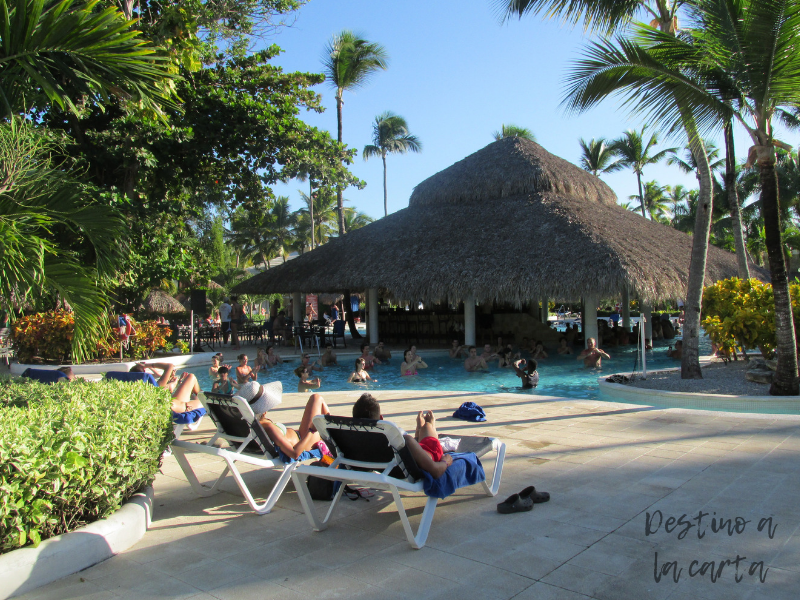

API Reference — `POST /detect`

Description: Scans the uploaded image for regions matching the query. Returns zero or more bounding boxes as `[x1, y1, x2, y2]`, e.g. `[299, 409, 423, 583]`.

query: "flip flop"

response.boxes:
[519, 485, 550, 504]
[497, 492, 533, 514]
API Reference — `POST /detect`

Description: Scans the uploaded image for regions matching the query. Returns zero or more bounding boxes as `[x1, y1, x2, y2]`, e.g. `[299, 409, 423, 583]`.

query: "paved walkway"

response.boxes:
[17, 390, 800, 600]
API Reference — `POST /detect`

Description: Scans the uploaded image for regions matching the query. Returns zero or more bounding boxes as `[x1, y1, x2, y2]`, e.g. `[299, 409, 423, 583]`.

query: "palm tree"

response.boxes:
[227, 206, 279, 270]
[666, 184, 690, 223]
[266, 196, 296, 262]
[298, 188, 338, 246]
[630, 181, 670, 222]
[343, 207, 375, 232]
[492, 124, 536, 141]
[322, 30, 388, 235]
[0, 0, 175, 117]
[667, 142, 724, 178]
[363, 111, 421, 217]
[578, 137, 621, 177]
[610, 127, 675, 220]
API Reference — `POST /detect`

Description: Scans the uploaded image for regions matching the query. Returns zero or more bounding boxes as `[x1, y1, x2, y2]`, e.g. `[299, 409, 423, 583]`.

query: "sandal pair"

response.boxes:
[497, 486, 550, 514]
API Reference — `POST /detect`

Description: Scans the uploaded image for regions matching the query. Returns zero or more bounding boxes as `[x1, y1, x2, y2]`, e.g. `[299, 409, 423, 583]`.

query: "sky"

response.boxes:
[264, 0, 761, 220]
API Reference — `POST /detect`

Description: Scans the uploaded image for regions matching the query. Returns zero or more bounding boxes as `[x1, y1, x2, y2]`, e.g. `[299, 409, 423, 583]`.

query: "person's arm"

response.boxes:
[347, 372, 357, 383]
[416, 357, 428, 368]
[597, 348, 611, 359]
[403, 435, 452, 479]
[137, 362, 174, 388]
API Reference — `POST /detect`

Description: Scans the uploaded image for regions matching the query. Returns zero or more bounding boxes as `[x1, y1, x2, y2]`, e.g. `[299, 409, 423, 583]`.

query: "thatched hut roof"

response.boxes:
[141, 289, 185, 314]
[234, 137, 760, 303]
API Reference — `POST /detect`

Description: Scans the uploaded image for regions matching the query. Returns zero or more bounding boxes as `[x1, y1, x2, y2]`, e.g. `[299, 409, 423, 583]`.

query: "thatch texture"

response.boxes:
[234, 138, 761, 303]
[141, 289, 185, 314]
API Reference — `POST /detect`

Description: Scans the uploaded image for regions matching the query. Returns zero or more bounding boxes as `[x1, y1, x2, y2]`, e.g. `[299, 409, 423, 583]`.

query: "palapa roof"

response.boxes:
[234, 137, 758, 303]
[141, 289, 185, 314]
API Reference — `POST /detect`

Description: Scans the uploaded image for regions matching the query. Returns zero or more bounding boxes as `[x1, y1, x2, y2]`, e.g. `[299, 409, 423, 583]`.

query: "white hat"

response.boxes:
[237, 380, 282, 416]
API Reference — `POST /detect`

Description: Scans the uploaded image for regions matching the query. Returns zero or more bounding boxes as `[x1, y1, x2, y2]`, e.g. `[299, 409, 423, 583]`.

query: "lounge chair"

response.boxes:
[291, 415, 505, 549]
[330, 320, 346, 348]
[21, 368, 67, 384]
[170, 392, 322, 514]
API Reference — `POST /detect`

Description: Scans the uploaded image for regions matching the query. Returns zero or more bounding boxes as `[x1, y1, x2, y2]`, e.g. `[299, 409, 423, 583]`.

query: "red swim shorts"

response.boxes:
[418, 436, 444, 462]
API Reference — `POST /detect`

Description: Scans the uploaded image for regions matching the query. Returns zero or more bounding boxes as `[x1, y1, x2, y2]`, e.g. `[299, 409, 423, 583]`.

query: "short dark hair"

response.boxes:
[468, 346, 476, 352]
[129, 364, 145, 373]
[360, 342, 369, 352]
[218, 366, 229, 374]
[237, 354, 247, 361]
[528, 359, 538, 373]
[57, 366, 74, 380]
[353, 393, 381, 420]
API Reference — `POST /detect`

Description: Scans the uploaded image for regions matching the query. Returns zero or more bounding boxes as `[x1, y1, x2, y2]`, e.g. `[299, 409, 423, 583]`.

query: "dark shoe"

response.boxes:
[519, 485, 550, 504]
[497, 493, 533, 514]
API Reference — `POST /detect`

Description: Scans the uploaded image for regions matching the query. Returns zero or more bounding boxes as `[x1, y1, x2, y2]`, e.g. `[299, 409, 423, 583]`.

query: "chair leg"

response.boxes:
[480, 440, 505, 497]
[225, 459, 295, 515]
[292, 471, 347, 531]
[171, 446, 230, 498]
[391, 486, 438, 549]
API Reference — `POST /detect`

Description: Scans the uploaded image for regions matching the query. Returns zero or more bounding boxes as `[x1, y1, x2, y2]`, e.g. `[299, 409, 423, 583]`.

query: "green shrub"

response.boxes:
[0, 376, 173, 553]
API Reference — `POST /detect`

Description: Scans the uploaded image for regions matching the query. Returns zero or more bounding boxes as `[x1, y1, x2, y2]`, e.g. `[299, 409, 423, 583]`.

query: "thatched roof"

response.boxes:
[234, 138, 761, 303]
[141, 289, 185, 314]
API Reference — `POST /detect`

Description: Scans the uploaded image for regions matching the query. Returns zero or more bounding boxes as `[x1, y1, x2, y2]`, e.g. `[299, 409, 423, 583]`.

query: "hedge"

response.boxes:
[0, 376, 173, 553]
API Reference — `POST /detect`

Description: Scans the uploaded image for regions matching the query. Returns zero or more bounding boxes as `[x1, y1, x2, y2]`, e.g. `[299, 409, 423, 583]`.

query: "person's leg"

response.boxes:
[172, 373, 202, 412]
[260, 421, 302, 457]
[298, 393, 330, 437]
[231, 321, 239, 348]
[222, 321, 230, 344]
[418, 410, 438, 440]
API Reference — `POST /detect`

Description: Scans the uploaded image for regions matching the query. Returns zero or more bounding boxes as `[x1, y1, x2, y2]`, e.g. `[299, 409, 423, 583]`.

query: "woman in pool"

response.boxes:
[235, 354, 257, 384]
[532, 341, 549, 360]
[348, 357, 376, 383]
[208, 355, 223, 381]
[401, 349, 428, 376]
[254, 348, 269, 373]
[294, 365, 321, 392]
[497, 346, 515, 368]
[265, 345, 283, 366]
[556, 338, 572, 355]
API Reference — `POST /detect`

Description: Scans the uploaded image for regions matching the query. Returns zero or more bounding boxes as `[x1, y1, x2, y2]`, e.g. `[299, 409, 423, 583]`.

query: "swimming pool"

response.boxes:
[189, 338, 707, 399]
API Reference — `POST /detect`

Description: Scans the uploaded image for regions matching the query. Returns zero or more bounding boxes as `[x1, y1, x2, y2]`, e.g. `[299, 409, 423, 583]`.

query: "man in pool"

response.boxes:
[577, 338, 611, 368]
[374, 340, 392, 362]
[360, 342, 382, 369]
[464, 346, 489, 371]
[320, 344, 338, 366]
[352, 394, 452, 479]
[481, 343, 498, 363]
[449, 339, 466, 359]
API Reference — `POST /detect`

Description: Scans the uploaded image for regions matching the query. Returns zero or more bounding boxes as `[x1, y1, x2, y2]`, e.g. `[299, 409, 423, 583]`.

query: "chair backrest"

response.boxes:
[106, 371, 159, 386]
[202, 392, 279, 458]
[21, 368, 67, 385]
[332, 320, 345, 336]
[314, 415, 423, 482]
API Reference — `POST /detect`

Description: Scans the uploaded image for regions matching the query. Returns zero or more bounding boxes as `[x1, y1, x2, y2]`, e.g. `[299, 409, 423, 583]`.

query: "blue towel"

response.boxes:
[172, 407, 207, 425]
[421, 452, 485, 498]
[276, 447, 322, 464]
[106, 371, 158, 386]
[22, 368, 67, 385]
[452, 401, 487, 422]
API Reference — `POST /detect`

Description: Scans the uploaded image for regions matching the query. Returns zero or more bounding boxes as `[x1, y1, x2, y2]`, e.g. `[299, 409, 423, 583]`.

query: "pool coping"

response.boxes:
[597, 367, 800, 414]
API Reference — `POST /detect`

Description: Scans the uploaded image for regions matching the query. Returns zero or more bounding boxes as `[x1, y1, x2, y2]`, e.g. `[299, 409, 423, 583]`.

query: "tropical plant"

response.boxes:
[343, 207, 375, 232]
[227, 202, 280, 270]
[322, 30, 388, 234]
[0, 376, 172, 551]
[0, 0, 176, 117]
[492, 124, 536, 141]
[363, 111, 422, 217]
[667, 141, 724, 178]
[610, 126, 676, 220]
[298, 187, 338, 247]
[630, 180, 670, 222]
[578, 137, 621, 177]
[267, 196, 297, 262]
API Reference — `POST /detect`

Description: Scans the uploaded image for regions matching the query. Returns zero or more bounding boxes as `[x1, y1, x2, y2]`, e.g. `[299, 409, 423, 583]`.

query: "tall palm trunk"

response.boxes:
[758, 149, 799, 395]
[681, 118, 714, 379]
[335, 93, 346, 236]
[382, 152, 388, 217]
[725, 120, 749, 279]
[636, 170, 646, 218]
[309, 179, 315, 250]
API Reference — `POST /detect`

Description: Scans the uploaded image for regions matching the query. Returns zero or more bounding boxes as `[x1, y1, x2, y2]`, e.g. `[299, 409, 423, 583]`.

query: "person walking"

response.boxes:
[230, 296, 243, 350]
[219, 298, 232, 345]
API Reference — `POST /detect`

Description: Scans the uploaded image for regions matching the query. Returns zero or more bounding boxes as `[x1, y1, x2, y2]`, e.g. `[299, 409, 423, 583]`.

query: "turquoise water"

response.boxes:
[190, 338, 709, 399]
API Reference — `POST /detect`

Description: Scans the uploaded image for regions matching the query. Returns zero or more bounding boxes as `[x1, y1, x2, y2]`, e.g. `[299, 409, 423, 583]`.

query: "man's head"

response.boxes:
[129, 364, 145, 373]
[360, 342, 369, 354]
[377, 341, 384, 349]
[586, 338, 596, 349]
[57, 366, 75, 381]
[324, 344, 332, 353]
[483, 344, 492, 354]
[452, 339, 459, 347]
[301, 353, 311, 365]
[353, 393, 381, 420]
[294, 365, 309, 378]
[231, 296, 238, 303]
[468, 346, 477, 356]
[238, 353, 247, 363]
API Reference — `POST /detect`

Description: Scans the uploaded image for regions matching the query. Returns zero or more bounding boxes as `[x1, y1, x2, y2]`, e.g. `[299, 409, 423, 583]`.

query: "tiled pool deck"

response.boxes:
[16, 390, 800, 600]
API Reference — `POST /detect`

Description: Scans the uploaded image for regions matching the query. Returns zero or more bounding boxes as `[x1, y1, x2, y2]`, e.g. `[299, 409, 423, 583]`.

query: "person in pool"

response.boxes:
[577, 338, 610, 368]
[235, 354, 257, 384]
[532, 341, 549, 360]
[400, 349, 427, 376]
[360, 342, 381, 369]
[352, 394, 452, 480]
[480, 343, 498, 363]
[254, 348, 270, 373]
[294, 364, 321, 392]
[556, 338, 572, 355]
[464, 346, 489, 372]
[513, 358, 539, 389]
[348, 357, 376, 383]
[320, 344, 338, 366]
[667, 340, 683, 360]
[265, 345, 282, 366]
[211, 366, 236, 394]
[374, 341, 392, 362]
[497, 346, 515, 368]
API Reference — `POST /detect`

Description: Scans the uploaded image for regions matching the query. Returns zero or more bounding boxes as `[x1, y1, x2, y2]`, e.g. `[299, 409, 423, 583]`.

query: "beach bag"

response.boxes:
[307, 460, 340, 500]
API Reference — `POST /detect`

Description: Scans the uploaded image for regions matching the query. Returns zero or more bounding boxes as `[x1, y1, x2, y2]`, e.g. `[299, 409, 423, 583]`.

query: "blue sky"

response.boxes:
[266, 0, 760, 220]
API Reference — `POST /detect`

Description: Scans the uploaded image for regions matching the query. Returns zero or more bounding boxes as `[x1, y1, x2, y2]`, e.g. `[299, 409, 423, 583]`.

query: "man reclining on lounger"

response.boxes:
[251, 390, 452, 479]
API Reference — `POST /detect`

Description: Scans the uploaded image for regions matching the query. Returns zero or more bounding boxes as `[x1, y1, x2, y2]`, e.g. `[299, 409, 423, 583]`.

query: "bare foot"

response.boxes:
[425, 410, 435, 425]
[416, 410, 425, 431]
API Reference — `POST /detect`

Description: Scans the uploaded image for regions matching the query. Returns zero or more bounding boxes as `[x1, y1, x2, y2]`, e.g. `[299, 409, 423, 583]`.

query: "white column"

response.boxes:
[642, 303, 653, 340]
[292, 292, 302, 325]
[541, 294, 549, 324]
[583, 294, 599, 348]
[622, 287, 631, 330]
[368, 288, 379, 344]
[464, 295, 476, 347]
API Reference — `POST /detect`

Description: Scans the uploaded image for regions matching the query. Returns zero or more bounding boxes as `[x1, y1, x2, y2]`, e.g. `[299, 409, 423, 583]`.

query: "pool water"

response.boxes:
[190, 338, 709, 399]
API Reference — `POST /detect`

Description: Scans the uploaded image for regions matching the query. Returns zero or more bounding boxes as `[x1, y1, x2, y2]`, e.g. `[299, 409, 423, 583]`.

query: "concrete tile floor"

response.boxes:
[14, 390, 800, 600]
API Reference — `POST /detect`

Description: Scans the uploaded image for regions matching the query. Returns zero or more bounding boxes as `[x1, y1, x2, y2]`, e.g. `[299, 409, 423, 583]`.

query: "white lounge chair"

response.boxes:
[291, 415, 505, 549]
[170, 392, 321, 515]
